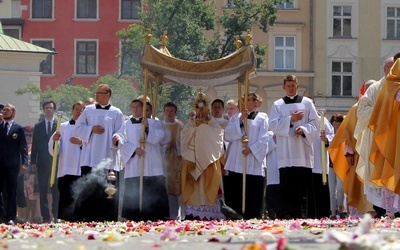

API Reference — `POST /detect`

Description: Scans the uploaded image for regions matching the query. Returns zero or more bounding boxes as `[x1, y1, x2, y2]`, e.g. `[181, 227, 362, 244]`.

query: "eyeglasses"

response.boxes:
[25, 134, 33, 137]
[2, 108, 13, 112]
[95, 92, 108, 95]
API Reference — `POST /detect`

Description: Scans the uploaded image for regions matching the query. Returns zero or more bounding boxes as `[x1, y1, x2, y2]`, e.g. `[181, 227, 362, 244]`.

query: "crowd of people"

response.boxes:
[0, 53, 399, 224]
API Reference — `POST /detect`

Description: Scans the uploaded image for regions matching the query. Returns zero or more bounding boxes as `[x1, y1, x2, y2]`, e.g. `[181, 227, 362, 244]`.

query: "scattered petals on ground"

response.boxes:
[2, 215, 400, 249]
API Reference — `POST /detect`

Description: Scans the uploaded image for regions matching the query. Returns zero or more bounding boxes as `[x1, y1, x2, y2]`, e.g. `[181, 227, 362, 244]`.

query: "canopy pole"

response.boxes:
[140, 68, 149, 212]
[241, 70, 250, 215]
[154, 76, 160, 119]
[50, 112, 63, 187]
[149, 80, 154, 117]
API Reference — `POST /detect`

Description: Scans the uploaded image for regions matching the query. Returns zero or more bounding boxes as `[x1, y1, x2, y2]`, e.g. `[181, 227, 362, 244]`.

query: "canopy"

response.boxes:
[141, 44, 257, 86]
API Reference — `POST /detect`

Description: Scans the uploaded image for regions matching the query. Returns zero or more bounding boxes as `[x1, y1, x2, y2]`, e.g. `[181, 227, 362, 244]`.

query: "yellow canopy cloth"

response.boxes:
[369, 59, 400, 193]
[141, 44, 257, 86]
[328, 103, 372, 213]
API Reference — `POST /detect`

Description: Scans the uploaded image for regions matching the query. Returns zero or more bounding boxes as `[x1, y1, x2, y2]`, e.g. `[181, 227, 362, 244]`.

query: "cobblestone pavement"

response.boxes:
[1, 216, 400, 250]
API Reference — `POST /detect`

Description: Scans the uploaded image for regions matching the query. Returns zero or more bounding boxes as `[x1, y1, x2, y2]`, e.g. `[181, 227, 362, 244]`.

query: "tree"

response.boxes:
[15, 75, 138, 117]
[15, 82, 91, 119]
[128, 0, 218, 121]
[206, 0, 288, 67]
[117, 0, 289, 120]
[116, 24, 147, 80]
[140, 0, 216, 60]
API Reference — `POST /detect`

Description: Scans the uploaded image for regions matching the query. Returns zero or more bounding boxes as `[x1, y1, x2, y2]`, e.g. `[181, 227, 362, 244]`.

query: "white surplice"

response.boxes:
[269, 97, 319, 169]
[224, 112, 269, 176]
[48, 121, 81, 178]
[75, 104, 125, 171]
[265, 131, 279, 185]
[116, 119, 171, 178]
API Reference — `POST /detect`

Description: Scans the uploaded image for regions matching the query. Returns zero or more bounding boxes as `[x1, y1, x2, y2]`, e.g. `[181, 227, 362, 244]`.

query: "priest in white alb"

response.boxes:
[114, 99, 170, 221]
[74, 84, 125, 222]
[269, 74, 319, 219]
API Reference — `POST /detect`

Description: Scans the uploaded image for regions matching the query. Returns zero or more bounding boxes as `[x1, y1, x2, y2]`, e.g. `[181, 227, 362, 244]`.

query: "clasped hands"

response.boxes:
[53, 132, 82, 145]
[291, 111, 304, 136]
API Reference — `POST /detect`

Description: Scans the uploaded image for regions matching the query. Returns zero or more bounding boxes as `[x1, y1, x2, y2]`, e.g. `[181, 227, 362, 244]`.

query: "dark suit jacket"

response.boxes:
[31, 119, 56, 167]
[0, 121, 28, 168]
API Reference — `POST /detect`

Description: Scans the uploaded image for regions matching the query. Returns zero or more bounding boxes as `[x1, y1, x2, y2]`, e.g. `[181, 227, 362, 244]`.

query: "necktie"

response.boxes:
[47, 121, 52, 136]
[4, 122, 9, 137]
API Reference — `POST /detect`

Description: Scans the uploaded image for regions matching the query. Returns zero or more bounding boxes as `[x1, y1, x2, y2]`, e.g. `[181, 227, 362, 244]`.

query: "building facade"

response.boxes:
[314, 0, 400, 115]
[18, 0, 139, 90]
[206, 0, 400, 115]
[2, 0, 400, 116]
[204, 0, 313, 113]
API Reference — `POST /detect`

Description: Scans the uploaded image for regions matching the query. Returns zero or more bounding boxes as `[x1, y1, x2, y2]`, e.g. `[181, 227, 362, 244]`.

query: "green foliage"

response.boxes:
[15, 82, 41, 96]
[140, 0, 216, 59]
[209, 0, 287, 63]
[15, 75, 137, 117]
[16, 83, 91, 118]
[117, 0, 287, 120]
[116, 24, 147, 80]
[135, 0, 216, 120]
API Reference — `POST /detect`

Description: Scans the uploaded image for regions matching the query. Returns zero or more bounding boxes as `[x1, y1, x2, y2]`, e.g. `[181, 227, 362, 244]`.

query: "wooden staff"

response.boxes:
[319, 109, 327, 185]
[139, 68, 149, 211]
[241, 70, 250, 214]
[154, 76, 160, 119]
[50, 112, 63, 187]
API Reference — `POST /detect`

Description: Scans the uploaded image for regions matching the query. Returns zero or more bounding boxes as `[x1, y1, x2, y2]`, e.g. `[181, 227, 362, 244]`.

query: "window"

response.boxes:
[121, 0, 140, 19]
[331, 61, 352, 96]
[3, 28, 21, 39]
[32, 0, 52, 19]
[387, 7, 400, 39]
[32, 40, 53, 74]
[274, 36, 295, 70]
[76, 41, 97, 75]
[333, 6, 351, 37]
[120, 42, 141, 77]
[77, 0, 97, 19]
[276, 1, 294, 9]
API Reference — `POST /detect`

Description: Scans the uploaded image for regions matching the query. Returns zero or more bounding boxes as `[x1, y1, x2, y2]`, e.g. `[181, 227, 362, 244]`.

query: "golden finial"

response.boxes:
[145, 29, 153, 44]
[160, 30, 169, 46]
[245, 29, 252, 45]
[234, 35, 242, 50]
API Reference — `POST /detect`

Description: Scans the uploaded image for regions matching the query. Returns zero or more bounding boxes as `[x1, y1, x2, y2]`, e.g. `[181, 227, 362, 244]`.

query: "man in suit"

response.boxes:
[0, 103, 28, 225]
[31, 100, 59, 223]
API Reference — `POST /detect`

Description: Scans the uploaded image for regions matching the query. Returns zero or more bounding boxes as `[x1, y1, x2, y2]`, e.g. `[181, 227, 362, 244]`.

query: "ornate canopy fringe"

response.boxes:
[141, 43, 257, 86]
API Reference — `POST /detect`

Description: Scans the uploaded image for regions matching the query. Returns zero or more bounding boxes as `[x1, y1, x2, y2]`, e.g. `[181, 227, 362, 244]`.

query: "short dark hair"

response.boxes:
[394, 51, 400, 62]
[211, 99, 224, 108]
[42, 100, 57, 110]
[163, 102, 178, 112]
[242, 92, 258, 102]
[97, 84, 112, 96]
[283, 74, 298, 85]
[72, 101, 84, 110]
[131, 99, 143, 107]
[330, 113, 344, 124]
[146, 102, 153, 111]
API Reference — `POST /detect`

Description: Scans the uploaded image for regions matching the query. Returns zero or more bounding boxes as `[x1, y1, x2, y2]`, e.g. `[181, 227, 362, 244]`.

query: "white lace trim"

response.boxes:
[185, 200, 225, 220]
